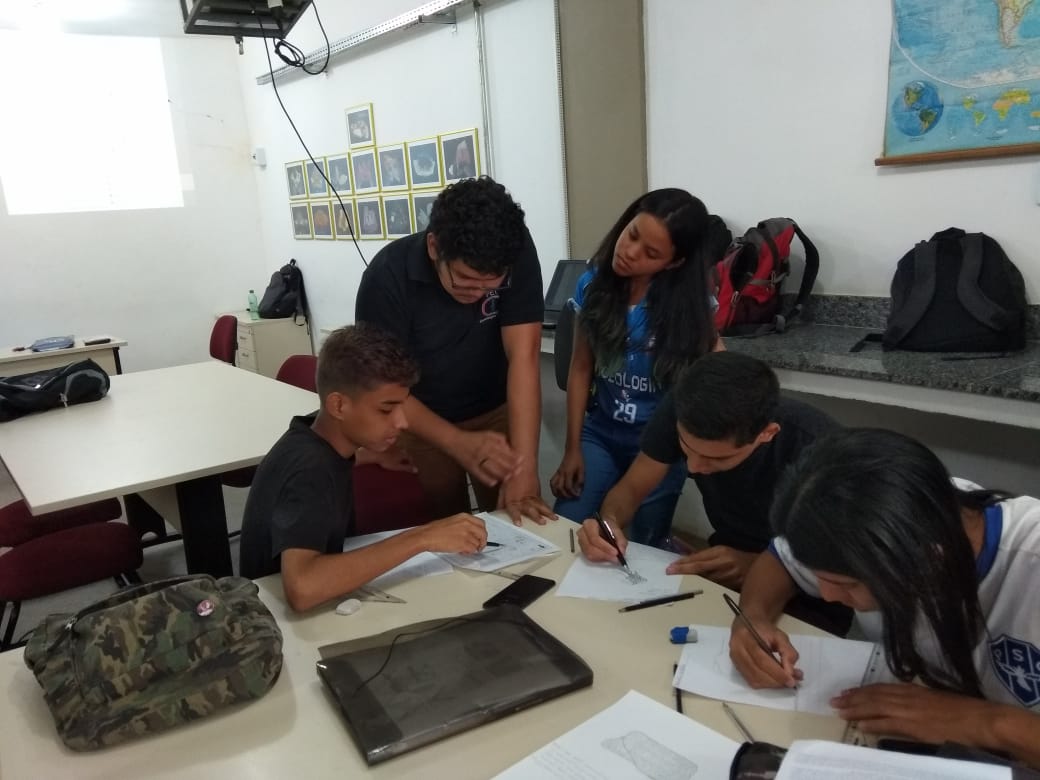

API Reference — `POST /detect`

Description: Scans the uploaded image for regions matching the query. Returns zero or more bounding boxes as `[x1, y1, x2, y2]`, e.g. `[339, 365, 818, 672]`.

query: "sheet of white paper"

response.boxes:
[437, 513, 560, 572]
[494, 689, 739, 780]
[341, 528, 454, 589]
[674, 625, 875, 716]
[555, 542, 681, 602]
[775, 740, 1010, 780]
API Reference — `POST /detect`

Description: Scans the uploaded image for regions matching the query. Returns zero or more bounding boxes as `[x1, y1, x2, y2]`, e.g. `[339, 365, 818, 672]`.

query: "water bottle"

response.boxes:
[247, 289, 259, 320]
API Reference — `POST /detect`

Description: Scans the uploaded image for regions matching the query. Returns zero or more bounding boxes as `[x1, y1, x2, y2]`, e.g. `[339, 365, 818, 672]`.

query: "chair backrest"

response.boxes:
[275, 354, 317, 392]
[352, 464, 433, 536]
[553, 299, 578, 391]
[209, 315, 238, 364]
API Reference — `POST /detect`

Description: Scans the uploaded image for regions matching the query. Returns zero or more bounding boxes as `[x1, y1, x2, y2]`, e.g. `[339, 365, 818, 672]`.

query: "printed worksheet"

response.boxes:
[341, 528, 454, 589]
[673, 625, 877, 716]
[555, 542, 681, 603]
[776, 740, 1010, 780]
[494, 690, 739, 779]
[437, 513, 560, 572]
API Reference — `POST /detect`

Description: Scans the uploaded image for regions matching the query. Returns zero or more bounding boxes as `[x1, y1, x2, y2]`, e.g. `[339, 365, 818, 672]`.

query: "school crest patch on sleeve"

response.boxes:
[991, 634, 1040, 706]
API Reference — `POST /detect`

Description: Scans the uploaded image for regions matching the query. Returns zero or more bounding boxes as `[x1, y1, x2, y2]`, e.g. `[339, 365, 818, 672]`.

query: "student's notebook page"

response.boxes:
[493, 689, 739, 780]
[438, 512, 560, 572]
[341, 528, 454, 589]
[555, 541, 681, 602]
[776, 740, 1010, 780]
[674, 625, 876, 716]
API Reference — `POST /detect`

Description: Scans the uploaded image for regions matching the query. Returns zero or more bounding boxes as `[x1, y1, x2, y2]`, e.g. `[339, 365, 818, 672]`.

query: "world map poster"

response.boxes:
[882, 0, 1040, 163]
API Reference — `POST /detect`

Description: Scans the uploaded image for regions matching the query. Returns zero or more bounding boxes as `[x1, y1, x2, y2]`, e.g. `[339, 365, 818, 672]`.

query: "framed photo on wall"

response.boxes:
[440, 128, 479, 184]
[382, 194, 412, 238]
[333, 199, 356, 240]
[310, 201, 334, 240]
[305, 158, 329, 198]
[285, 161, 307, 199]
[377, 144, 408, 191]
[326, 154, 352, 196]
[356, 197, 384, 240]
[350, 149, 380, 195]
[290, 203, 312, 239]
[345, 103, 375, 148]
[406, 137, 442, 189]
[411, 191, 438, 233]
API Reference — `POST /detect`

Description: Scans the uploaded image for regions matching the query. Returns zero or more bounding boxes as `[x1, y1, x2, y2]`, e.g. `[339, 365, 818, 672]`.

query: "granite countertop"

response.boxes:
[724, 323, 1040, 404]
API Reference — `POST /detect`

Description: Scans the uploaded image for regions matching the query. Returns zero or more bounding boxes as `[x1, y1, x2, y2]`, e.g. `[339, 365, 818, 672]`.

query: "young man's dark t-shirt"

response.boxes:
[239, 414, 355, 579]
[354, 230, 543, 423]
[640, 396, 838, 552]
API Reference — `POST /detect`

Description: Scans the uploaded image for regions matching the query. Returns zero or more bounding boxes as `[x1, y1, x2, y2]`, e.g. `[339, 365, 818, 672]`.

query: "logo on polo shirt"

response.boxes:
[990, 633, 1040, 706]
[480, 290, 500, 323]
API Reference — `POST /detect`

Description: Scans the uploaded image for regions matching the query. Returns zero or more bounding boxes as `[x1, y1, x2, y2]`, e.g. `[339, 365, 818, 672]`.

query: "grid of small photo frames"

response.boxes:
[285, 102, 480, 241]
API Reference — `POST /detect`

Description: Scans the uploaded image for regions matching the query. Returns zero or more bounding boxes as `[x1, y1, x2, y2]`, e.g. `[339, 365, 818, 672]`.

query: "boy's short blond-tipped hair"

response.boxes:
[316, 323, 419, 400]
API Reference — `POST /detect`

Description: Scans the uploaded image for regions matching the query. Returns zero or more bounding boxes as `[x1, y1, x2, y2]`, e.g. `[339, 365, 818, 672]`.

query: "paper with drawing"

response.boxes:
[555, 542, 681, 602]
[437, 512, 560, 572]
[494, 689, 739, 780]
[674, 625, 876, 716]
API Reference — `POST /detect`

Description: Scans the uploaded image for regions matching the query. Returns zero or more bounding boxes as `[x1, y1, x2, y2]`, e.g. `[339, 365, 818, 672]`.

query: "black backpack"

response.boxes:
[258, 258, 308, 323]
[0, 359, 110, 422]
[884, 228, 1027, 352]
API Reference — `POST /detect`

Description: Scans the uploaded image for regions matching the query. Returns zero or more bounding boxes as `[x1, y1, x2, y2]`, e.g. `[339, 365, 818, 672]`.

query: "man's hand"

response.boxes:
[355, 444, 416, 473]
[831, 684, 1002, 747]
[451, 430, 521, 486]
[576, 516, 628, 562]
[498, 466, 555, 526]
[729, 618, 802, 689]
[665, 546, 758, 590]
[549, 449, 584, 498]
[414, 513, 489, 554]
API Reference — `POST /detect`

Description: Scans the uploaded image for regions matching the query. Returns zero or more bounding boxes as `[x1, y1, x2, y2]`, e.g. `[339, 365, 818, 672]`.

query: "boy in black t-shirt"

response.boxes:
[356, 177, 553, 526]
[239, 324, 490, 612]
[576, 352, 838, 590]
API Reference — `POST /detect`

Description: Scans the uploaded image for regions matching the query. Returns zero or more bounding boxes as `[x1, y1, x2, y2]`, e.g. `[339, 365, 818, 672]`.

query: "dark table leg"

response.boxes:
[176, 475, 233, 577]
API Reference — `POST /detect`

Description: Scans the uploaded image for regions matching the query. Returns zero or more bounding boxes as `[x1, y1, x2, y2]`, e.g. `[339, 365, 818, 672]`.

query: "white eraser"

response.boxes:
[335, 598, 362, 616]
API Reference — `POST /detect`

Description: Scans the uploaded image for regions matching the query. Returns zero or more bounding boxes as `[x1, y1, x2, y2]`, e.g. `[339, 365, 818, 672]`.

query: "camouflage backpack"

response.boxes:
[23, 575, 283, 751]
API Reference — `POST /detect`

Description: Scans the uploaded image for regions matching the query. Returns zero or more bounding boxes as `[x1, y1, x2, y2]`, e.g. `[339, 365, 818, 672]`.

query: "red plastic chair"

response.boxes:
[209, 315, 238, 364]
[352, 464, 434, 536]
[0, 500, 142, 650]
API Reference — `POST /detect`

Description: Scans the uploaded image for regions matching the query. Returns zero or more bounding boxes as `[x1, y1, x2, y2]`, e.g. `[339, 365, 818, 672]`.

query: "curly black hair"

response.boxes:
[427, 176, 527, 275]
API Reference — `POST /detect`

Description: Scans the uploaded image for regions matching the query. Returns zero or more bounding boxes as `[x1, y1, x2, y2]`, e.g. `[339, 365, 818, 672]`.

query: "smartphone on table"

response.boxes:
[482, 574, 555, 609]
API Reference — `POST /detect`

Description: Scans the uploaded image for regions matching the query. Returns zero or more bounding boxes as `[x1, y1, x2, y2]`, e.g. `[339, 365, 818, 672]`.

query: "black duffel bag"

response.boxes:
[0, 359, 110, 422]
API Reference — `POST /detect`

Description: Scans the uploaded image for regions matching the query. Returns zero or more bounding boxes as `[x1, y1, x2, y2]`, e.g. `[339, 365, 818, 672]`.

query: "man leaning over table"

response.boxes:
[238, 324, 489, 612]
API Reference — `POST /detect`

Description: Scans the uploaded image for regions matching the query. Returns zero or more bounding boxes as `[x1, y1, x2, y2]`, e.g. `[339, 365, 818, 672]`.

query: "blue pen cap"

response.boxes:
[669, 625, 698, 644]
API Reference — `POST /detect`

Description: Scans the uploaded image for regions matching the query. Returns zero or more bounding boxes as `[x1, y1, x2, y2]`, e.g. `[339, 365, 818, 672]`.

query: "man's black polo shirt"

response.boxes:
[355, 230, 543, 423]
[640, 396, 838, 552]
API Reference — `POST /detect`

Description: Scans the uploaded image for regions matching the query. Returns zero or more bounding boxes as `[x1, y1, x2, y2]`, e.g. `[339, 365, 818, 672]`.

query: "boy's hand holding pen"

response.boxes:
[576, 512, 629, 564]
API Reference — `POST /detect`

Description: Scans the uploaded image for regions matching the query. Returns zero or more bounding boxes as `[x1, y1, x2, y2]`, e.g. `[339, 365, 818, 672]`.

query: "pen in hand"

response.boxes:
[723, 594, 794, 685]
[593, 511, 633, 576]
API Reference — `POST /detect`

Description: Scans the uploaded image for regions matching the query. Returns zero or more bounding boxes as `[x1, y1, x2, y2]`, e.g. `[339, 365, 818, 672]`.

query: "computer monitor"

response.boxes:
[543, 259, 587, 329]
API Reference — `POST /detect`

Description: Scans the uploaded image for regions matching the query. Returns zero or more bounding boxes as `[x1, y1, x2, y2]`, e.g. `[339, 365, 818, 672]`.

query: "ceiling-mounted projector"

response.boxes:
[180, 0, 313, 39]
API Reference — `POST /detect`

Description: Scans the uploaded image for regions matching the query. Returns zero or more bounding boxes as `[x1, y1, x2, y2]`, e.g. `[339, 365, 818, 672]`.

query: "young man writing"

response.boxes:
[238, 324, 489, 612]
[355, 176, 553, 526]
[577, 351, 838, 590]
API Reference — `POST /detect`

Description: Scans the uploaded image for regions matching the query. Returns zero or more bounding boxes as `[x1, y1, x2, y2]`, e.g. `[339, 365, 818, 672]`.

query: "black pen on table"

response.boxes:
[723, 593, 791, 680]
[593, 511, 634, 577]
[672, 663, 683, 714]
[484, 541, 503, 548]
[722, 702, 754, 743]
[618, 590, 703, 613]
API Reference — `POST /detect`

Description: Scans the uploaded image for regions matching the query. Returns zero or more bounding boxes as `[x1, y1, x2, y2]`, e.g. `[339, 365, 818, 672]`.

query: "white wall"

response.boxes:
[0, 37, 267, 371]
[235, 0, 568, 338]
[645, 0, 1040, 302]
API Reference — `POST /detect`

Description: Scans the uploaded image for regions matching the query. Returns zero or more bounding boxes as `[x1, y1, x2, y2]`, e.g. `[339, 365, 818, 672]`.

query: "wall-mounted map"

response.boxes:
[881, 0, 1040, 164]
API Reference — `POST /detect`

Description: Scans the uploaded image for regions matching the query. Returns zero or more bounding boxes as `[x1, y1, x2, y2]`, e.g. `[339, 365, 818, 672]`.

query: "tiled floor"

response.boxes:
[0, 464, 248, 647]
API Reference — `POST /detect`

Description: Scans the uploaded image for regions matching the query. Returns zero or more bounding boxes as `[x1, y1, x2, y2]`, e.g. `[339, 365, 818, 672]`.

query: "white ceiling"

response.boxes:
[0, 1, 186, 37]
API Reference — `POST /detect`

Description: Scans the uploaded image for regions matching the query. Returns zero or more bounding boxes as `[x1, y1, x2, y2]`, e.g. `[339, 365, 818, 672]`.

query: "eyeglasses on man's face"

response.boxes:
[442, 261, 512, 294]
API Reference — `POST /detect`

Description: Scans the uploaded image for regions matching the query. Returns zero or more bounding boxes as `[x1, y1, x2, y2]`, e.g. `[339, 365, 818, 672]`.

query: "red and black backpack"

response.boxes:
[712, 218, 819, 337]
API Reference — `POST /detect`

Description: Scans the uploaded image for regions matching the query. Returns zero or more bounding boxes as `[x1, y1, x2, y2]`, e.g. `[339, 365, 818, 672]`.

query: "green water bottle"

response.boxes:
[247, 289, 259, 320]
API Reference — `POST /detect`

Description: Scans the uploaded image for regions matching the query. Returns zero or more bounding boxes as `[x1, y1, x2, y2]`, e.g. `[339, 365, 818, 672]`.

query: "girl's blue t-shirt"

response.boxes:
[573, 269, 662, 427]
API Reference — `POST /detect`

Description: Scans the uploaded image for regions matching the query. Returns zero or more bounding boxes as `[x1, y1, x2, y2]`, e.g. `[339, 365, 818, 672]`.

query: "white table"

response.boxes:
[0, 336, 127, 376]
[0, 361, 317, 576]
[0, 518, 845, 779]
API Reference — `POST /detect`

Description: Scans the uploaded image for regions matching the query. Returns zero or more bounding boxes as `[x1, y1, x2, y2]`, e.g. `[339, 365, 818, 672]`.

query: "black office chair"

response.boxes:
[553, 299, 578, 391]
